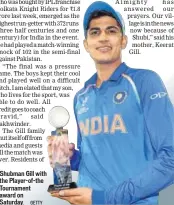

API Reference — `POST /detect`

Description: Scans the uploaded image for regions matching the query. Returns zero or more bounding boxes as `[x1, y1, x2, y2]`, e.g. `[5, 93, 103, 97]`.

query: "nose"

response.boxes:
[98, 30, 108, 42]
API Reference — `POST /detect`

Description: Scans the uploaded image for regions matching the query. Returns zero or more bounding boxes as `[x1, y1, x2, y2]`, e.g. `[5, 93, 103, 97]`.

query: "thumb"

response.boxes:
[69, 143, 75, 150]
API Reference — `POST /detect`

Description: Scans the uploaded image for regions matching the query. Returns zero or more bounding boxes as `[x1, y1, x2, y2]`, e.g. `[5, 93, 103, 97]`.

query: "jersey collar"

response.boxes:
[84, 62, 128, 88]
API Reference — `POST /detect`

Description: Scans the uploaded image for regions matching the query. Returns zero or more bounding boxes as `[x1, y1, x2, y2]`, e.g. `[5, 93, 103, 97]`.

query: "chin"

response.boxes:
[95, 58, 115, 64]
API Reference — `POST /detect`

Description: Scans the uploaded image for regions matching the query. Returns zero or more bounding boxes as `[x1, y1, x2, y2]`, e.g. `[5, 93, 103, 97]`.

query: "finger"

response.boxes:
[69, 143, 75, 150]
[50, 192, 60, 198]
[69, 151, 74, 158]
[58, 189, 81, 197]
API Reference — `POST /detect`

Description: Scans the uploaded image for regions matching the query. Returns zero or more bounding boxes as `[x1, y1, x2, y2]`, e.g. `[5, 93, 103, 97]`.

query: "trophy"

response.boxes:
[47, 106, 77, 192]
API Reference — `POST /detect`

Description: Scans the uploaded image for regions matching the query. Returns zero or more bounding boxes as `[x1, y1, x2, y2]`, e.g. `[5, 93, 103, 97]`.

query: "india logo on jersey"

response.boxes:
[79, 114, 127, 136]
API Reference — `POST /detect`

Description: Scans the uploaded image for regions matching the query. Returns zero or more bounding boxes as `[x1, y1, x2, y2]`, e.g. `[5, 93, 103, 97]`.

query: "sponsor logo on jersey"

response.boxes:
[113, 91, 127, 104]
[150, 92, 167, 100]
[77, 96, 89, 115]
[79, 114, 127, 136]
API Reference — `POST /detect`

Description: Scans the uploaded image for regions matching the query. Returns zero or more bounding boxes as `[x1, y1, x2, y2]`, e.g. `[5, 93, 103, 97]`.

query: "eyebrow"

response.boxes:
[88, 27, 100, 32]
[106, 26, 120, 30]
[88, 26, 120, 31]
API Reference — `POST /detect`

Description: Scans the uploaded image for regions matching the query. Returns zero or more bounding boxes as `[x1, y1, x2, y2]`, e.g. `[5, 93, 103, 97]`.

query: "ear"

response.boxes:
[83, 39, 89, 53]
[121, 35, 128, 49]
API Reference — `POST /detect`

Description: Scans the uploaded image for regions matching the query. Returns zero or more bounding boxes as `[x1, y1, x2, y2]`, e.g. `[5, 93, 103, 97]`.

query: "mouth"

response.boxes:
[96, 46, 112, 52]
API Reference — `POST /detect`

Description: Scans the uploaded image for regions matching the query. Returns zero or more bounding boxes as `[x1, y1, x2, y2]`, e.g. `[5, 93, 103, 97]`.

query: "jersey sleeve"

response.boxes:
[70, 94, 82, 171]
[92, 71, 174, 204]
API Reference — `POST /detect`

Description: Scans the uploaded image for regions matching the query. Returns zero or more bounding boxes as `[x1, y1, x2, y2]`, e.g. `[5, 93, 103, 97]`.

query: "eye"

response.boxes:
[89, 30, 100, 36]
[107, 27, 120, 34]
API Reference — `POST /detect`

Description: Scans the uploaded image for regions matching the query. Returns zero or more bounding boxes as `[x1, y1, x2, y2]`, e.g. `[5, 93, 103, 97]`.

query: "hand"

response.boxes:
[50, 188, 92, 205]
[47, 136, 75, 168]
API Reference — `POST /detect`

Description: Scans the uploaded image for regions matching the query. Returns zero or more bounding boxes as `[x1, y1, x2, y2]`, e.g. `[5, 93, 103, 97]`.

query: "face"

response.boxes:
[84, 16, 127, 65]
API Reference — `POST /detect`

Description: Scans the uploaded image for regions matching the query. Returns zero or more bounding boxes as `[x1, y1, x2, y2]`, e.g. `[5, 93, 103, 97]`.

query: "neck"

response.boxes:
[95, 59, 122, 87]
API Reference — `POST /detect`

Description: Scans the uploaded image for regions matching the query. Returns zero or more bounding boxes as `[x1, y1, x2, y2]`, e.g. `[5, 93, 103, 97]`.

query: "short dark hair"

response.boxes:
[85, 10, 122, 37]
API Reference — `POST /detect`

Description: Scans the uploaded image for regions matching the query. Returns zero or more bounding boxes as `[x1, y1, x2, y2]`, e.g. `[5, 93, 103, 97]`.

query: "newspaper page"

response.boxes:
[0, 0, 174, 205]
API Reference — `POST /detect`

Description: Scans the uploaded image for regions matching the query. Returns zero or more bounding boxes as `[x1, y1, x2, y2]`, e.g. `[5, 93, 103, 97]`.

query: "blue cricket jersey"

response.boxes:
[71, 62, 174, 204]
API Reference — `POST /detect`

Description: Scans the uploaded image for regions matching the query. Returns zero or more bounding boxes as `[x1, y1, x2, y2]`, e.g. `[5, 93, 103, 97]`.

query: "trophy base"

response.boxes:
[48, 182, 77, 192]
